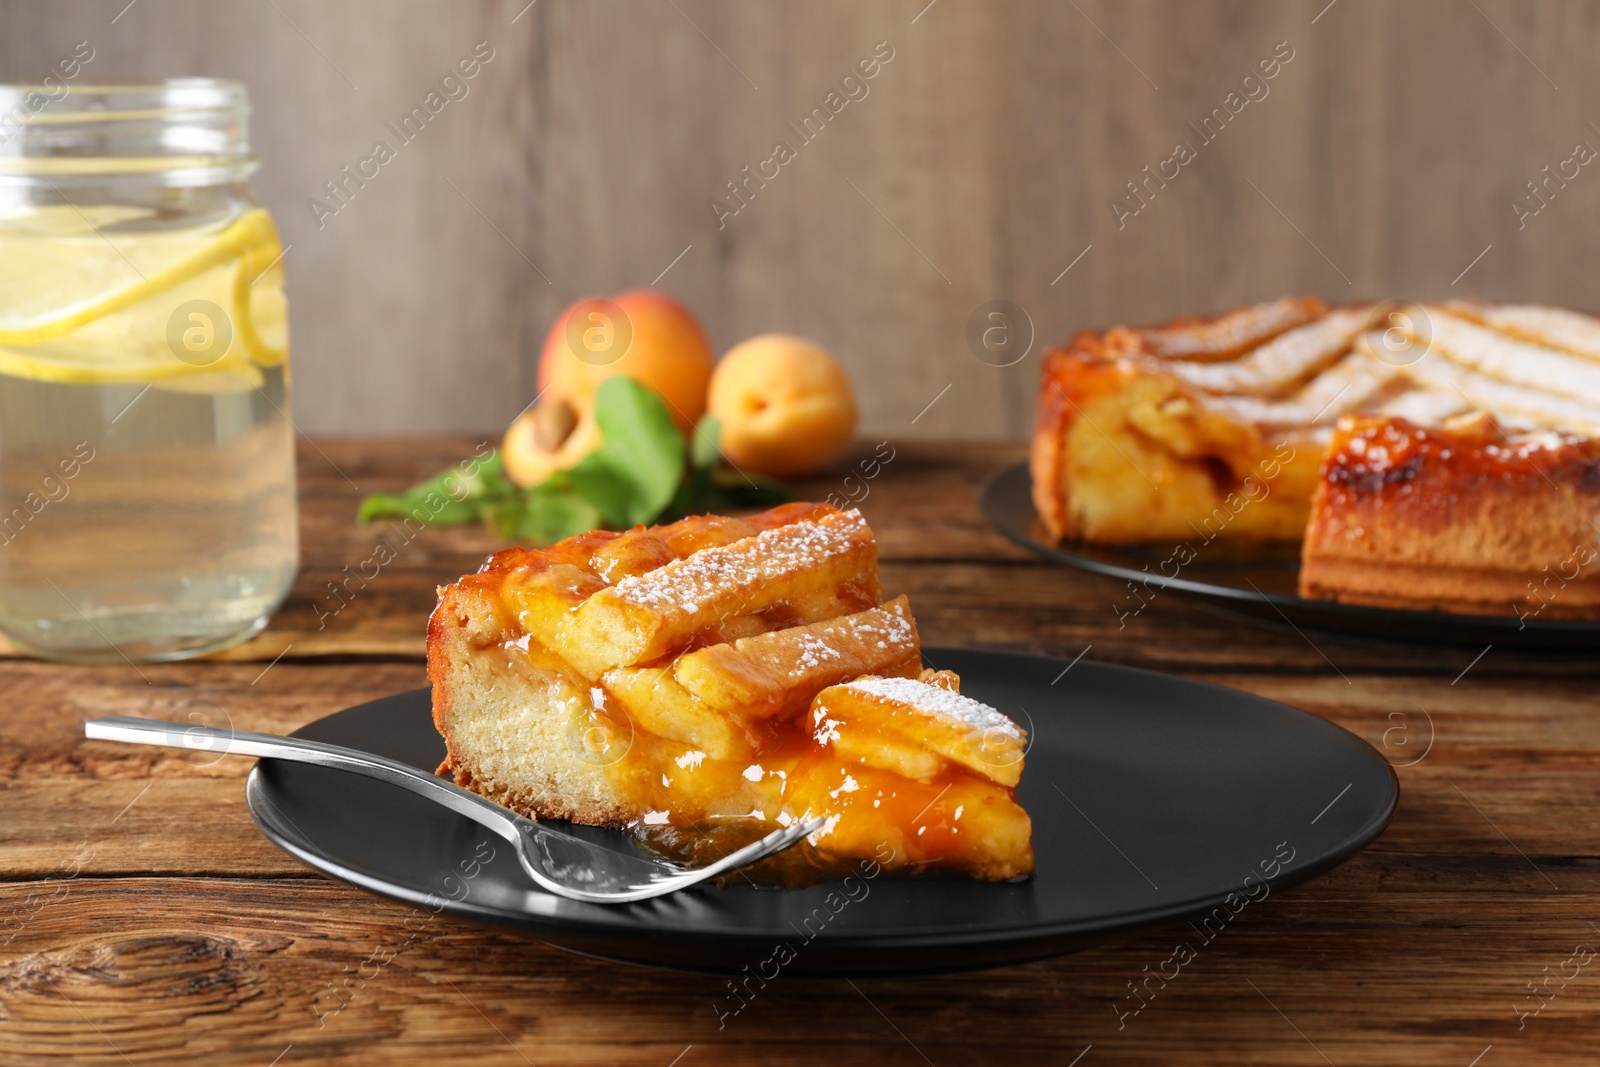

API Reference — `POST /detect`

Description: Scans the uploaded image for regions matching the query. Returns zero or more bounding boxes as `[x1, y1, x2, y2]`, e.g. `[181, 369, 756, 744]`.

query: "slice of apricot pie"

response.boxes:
[427, 502, 1033, 884]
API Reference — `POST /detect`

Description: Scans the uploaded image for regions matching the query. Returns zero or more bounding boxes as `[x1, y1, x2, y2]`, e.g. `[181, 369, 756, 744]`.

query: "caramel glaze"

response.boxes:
[1318, 416, 1600, 534]
[480, 505, 1026, 886]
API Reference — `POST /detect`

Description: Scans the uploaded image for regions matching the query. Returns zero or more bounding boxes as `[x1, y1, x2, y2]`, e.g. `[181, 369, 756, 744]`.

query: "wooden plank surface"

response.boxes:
[2, 438, 1598, 1065]
[3, 1, 1597, 439]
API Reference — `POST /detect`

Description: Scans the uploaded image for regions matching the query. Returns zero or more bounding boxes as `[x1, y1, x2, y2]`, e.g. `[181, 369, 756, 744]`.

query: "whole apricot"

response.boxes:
[539, 289, 713, 433]
[506, 289, 715, 487]
[708, 334, 858, 478]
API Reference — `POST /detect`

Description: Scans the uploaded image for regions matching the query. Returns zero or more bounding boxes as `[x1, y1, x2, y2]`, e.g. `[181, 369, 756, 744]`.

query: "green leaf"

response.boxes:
[357, 448, 512, 527]
[690, 415, 722, 470]
[357, 492, 415, 524]
[357, 489, 484, 527]
[447, 451, 514, 502]
[477, 498, 524, 540]
[485, 483, 604, 544]
[418, 498, 484, 525]
[564, 449, 641, 529]
[528, 486, 605, 543]
[574, 377, 687, 526]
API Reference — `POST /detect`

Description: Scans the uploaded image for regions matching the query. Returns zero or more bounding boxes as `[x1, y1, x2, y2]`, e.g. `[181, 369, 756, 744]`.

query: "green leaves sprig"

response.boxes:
[358, 377, 792, 544]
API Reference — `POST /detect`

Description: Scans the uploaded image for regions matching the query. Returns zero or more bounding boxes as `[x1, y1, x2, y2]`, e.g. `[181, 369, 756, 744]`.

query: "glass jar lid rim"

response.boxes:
[0, 78, 249, 124]
[0, 79, 254, 184]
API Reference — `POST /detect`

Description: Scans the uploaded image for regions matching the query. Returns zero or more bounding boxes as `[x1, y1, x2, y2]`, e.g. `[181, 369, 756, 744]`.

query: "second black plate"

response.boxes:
[982, 462, 1600, 648]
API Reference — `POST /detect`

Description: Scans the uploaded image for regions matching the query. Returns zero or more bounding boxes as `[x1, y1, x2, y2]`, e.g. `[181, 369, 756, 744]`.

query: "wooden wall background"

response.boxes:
[2, 0, 1596, 438]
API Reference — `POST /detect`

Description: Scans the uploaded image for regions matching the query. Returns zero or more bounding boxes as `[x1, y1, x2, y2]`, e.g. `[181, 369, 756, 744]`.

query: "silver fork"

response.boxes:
[84, 716, 822, 905]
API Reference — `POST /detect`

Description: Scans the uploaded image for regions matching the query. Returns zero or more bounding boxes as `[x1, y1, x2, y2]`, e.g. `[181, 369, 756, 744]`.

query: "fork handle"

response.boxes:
[84, 716, 522, 842]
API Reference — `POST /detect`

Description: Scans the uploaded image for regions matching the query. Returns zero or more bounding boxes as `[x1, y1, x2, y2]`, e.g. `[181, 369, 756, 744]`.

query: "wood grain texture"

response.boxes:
[4, 1, 1598, 438]
[1, 438, 1598, 1064]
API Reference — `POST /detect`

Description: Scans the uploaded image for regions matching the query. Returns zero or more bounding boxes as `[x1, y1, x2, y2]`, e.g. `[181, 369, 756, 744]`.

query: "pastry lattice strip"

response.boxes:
[557, 508, 877, 677]
[1159, 304, 1381, 397]
[1131, 297, 1324, 362]
[1403, 306, 1600, 409]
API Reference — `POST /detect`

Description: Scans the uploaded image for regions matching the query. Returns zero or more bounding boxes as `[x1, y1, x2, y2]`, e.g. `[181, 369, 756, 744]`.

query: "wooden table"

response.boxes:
[3, 439, 1596, 1065]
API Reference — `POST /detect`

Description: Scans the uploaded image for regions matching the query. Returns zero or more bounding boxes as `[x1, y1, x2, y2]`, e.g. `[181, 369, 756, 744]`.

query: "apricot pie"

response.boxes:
[1031, 297, 1600, 618]
[428, 502, 1033, 884]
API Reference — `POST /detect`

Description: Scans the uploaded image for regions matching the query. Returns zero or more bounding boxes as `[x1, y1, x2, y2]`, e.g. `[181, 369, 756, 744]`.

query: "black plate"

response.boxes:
[983, 462, 1600, 649]
[247, 647, 1397, 976]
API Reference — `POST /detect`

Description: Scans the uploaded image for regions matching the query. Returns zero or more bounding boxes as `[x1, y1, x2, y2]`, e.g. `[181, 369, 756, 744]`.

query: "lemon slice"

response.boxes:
[0, 206, 282, 348]
[0, 205, 287, 389]
[232, 238, 288, 368]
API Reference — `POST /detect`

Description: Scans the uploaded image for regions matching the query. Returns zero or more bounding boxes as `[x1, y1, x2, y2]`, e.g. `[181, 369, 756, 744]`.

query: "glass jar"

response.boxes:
[0, 79, 297, 661]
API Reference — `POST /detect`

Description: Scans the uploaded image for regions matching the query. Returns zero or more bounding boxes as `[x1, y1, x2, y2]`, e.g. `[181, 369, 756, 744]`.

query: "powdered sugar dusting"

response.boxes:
[1474, 303, 1600, 359]
[1139, 298, 1312, 359]
[1163, 306, 1373, 395]
[842, 676, 1024, 742]
[609, 510, 868, 618]
[830, 598, 913, 650]
[793, 631, 844, 669]
[812, 707, 842, 745]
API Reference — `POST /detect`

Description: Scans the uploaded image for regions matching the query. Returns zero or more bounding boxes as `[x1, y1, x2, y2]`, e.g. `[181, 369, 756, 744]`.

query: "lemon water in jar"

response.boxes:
[0, 80, 297, 661]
